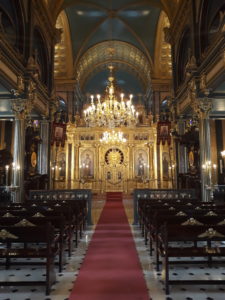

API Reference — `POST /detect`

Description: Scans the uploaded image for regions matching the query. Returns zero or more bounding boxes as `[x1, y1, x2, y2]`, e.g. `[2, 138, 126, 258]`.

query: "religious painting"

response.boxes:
[51, 122, 67, 147]
[80, 149, 94, 179]
[157, 121, 171, 145]
[162, 152, 170, 179]
[135, 149, 148, 177]
[58, 152, 66, 180]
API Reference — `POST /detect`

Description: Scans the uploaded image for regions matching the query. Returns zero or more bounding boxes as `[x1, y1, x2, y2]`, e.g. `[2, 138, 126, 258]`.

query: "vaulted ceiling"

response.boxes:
[52, 0, 174, 97]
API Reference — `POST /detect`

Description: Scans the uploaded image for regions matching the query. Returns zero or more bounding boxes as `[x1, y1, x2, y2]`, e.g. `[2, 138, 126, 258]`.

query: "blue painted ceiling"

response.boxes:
[65, 0, 161, 62]
[83, 69, 143, 100]
[63, 0, 161, 97]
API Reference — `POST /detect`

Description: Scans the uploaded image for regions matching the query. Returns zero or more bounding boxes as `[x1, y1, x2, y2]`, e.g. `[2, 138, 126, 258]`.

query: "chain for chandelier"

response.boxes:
[83, 66, 139, 128]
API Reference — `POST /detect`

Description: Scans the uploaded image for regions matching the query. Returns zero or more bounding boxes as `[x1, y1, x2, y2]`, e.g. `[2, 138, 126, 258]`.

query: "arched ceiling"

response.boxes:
[64, 0, 161, 66]
[76, 41, 151, 90]
[52, 0, 175, 97]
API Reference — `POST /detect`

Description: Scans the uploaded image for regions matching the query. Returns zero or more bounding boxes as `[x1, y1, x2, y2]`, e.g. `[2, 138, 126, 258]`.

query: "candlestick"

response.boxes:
[12, 162, 15, 186]
[5, 165, 9, 186]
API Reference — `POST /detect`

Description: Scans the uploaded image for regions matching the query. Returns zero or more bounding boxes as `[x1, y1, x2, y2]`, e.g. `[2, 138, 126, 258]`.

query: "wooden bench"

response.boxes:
[0, 204, 76, 256]
[0, 223, 57, 295]
[134, 188, 197, 224]
[151, 213, 225, 270]
[0, 215, 67, 272]
[29, 189, 92, 225]
[158, 223, 225, 294]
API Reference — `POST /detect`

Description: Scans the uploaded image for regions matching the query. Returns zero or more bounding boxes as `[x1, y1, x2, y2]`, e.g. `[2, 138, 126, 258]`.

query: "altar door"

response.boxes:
[104, 164, 126, 192]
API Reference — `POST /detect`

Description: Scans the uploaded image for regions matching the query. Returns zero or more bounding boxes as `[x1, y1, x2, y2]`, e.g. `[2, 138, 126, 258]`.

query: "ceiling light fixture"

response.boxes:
[83, 66, 138, 128]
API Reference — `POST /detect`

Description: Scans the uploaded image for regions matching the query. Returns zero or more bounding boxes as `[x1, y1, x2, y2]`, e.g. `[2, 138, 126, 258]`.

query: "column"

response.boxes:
[38, 118, 50, 175]
[128, 144, 134, 179]
[195, 97, 212, 201]
[148, 142, 154, 184]
[177, 117, 188, 174]
[74, 143, 80, 180]
[11, 99, 26, 202]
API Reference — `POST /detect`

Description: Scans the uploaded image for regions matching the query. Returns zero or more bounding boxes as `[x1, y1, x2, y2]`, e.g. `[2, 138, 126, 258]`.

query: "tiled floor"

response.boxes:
[1, 196, 225, 300]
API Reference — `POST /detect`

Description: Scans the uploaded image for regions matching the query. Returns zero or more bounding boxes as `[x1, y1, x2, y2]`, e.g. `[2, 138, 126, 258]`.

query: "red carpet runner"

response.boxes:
[69, 193, 149, 300]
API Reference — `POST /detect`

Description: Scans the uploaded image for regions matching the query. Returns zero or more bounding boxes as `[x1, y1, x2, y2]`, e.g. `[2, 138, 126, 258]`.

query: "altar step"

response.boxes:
[106, 192, 123, 201]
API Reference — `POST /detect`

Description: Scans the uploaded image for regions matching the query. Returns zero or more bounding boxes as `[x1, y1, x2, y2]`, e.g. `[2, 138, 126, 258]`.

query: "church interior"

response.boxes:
[0, 0, 225, 299]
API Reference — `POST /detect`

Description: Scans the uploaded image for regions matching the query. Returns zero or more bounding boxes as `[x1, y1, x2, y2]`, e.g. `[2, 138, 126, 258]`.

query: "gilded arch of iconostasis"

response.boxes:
[51, 0, 175, 193]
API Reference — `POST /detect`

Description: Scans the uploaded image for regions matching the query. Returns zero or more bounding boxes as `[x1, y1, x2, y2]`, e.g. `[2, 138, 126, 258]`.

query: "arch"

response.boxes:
[33, 27, 50, 86]
[154, 10, 172, 78]
[199, 0, 225, 55]
[0, 0, 25, 54]
[54, 10, 73, 79]
[75, 40, 152, 90]
[176, 27, 191, 87]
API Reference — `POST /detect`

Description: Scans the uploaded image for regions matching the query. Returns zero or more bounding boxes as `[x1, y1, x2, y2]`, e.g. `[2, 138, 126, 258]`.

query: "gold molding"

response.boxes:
[54, 10, 73, 79]
[154, 11, 172, 79]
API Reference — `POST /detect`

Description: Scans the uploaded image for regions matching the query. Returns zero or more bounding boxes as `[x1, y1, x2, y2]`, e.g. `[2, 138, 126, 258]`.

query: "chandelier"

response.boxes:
[100, 130, 127, 144]
[84, 66, 139, 128]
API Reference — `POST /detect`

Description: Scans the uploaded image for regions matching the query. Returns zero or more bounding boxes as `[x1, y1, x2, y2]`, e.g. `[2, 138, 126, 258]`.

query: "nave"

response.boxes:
[1, 194, 225, 300]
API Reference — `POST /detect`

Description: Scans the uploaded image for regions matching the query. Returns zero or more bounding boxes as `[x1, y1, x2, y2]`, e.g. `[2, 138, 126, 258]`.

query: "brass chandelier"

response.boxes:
[100, 130, 127, 144]
[84, 66, 139, 128]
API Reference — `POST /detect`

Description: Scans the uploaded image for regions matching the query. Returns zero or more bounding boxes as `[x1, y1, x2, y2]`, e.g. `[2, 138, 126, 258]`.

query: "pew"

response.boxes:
[134, 188, 197, 224]
[158, 223, 225, 294]
[29, 189, 92, 225]
[0, 215, 67, 272]
[0, 223, 57, 295]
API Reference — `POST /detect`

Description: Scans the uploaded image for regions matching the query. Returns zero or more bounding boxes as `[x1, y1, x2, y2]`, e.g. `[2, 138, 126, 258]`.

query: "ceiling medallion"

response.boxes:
[83, 65, 138, 128]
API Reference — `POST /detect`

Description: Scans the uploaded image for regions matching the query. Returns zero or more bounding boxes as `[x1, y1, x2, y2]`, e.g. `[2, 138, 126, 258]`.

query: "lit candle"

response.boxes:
[12, 162, 15, 186]
[5, 165, 9, 186]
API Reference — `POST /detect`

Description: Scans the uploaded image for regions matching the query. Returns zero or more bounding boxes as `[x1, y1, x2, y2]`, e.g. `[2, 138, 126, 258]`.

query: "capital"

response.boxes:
[192, 97, 212, 119]
[11, 98, 27, 119]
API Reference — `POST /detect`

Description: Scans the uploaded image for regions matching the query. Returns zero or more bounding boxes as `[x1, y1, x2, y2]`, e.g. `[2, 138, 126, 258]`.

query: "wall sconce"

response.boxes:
[220, 150, 225, 175]
[221, 150, 225, 157]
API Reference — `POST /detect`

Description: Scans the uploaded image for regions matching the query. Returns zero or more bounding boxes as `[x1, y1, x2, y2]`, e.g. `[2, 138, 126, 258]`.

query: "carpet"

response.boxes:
[69, 193, 149, 300]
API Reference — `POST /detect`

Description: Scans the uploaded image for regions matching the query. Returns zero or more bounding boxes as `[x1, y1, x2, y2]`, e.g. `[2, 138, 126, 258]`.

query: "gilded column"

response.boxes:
[148, 142, 154, 183]
[95, 143, 100, 180]
[74, 143, 80, 180]
[128, 143, 134, 179]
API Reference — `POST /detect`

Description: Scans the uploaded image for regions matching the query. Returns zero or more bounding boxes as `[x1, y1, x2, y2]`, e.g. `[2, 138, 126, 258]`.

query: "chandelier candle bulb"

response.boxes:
[83, 66, 138, 128]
